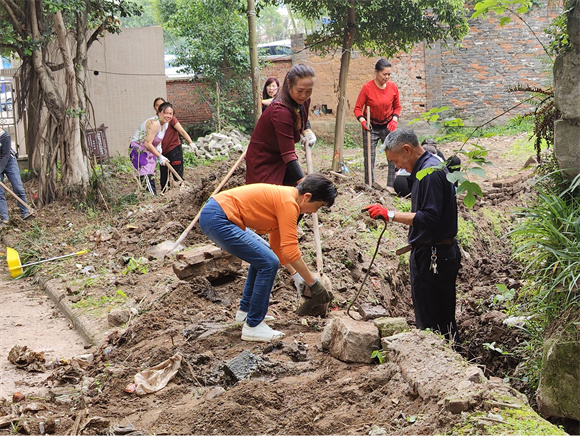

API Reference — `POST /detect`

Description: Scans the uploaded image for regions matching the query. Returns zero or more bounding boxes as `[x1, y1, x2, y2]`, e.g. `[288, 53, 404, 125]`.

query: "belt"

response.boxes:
[396, 238, 455, 255]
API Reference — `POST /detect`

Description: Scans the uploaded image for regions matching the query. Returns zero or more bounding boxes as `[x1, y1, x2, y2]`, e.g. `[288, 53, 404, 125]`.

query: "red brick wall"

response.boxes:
[167, 5, 557, 128]
[166, 79, 213, 125]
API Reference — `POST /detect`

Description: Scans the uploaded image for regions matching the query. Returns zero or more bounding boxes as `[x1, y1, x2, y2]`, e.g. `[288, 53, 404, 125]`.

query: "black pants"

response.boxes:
[393, 174, 411, 197]
[160, 145, 184, 192]
[362, 125, 396, 186]
[410, 242, 461, 345]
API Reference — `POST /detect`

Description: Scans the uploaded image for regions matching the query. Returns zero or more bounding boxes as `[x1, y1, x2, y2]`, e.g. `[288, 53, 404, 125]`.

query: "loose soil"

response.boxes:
[0, 133, 540, 435]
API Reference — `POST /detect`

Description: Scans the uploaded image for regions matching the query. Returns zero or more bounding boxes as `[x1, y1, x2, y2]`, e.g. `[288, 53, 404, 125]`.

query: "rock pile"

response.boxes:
[183, 127, 248, 160]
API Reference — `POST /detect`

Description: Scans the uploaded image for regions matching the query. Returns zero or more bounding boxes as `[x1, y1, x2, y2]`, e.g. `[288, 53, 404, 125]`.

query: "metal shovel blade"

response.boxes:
[147, 240, 184, 259]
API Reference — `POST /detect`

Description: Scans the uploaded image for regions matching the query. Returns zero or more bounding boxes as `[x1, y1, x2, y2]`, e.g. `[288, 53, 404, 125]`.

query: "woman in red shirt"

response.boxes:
[153, 97, 195, 192]
[245, 64, 317, 187]
[354, 59, 401, 187]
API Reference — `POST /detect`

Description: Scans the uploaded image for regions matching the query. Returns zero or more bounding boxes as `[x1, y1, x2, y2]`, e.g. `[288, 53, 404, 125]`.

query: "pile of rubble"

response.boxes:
[183, 127, 248, 160]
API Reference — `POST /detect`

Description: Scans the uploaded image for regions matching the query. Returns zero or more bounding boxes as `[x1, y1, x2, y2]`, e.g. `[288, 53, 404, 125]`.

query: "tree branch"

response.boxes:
[87, 23, 106, 50]
[0, 0, 27, 38]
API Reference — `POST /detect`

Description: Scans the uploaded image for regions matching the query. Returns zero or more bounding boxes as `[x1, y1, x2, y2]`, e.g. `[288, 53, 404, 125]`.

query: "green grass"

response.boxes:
[456, 216, 476, 249]
[481, 207, 508, 238]
[432, 115, 534, 144]
[72, 289, 128, 316]
[183, 151, 228, 168]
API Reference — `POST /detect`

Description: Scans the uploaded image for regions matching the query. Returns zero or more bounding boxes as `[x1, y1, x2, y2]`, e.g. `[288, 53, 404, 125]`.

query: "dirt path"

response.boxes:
[0, 132, 549, 434]
[0, 276, 87, 398]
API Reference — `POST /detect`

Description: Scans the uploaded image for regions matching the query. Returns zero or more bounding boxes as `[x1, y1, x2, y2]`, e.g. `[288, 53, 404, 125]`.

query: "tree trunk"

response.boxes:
[247, 0, 261, 124]
[331, 0, 356, 172]
[53, 10, 90, 188]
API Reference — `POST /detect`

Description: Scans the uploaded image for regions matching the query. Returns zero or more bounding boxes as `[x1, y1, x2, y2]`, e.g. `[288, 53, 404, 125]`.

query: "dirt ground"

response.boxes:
[0, 132, 541, 435]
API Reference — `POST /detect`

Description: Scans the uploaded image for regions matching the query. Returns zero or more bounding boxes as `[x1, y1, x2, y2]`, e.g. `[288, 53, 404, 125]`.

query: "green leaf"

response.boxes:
[446, 171, 465, 184]
[467, 167, 487, 178]
[463, 192, 476, 208]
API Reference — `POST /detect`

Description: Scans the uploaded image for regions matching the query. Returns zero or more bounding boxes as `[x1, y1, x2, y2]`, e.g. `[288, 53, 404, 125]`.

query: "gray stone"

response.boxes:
[108, 309, 131, 327]
[358, 303, 389, 320]
[373, 317, 409, 337]
[465, 366, 486, 384]
[445, 396, 471, 414]
[320, 318, 334, 350]
[554, 120, 580, 181]
[537, 337, 580, 421]
[322, 316, 380, 363]
[223, 350, 261, 383]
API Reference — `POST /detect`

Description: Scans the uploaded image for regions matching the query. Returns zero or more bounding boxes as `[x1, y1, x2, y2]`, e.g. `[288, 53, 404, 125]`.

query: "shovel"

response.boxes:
[303, 141, 332, 291]
[6, 246, 88, 278]
[150, 150, 247, 259]
[0, 180, 34, 217]
[366, 106, 372, 187]
[162, 164, 186, 192]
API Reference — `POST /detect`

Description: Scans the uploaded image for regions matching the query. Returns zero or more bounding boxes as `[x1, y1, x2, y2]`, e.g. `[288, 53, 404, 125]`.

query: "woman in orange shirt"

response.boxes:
[354, 59, 401, 187]
[199, 173, 337, 342]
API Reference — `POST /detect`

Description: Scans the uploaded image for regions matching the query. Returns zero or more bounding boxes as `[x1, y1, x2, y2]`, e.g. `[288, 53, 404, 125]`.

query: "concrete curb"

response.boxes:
[38, 275, 98, 346]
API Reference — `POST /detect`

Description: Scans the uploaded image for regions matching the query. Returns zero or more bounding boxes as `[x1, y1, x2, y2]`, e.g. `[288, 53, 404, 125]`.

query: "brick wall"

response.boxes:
[166, 79, 213, 125]
[167, 5, 556, 130]
[436, 7, 555, 122]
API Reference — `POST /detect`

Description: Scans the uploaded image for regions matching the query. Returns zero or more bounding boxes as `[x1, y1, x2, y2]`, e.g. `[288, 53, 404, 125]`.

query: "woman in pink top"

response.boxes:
[354, 59, 402, 187]
[129, 102, 173, 195]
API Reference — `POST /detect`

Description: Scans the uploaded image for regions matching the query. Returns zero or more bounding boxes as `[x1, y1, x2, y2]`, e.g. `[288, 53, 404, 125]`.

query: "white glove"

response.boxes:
[156, 144, 162, 154]
[188, 142, 195, 147]
[291, 272, 306, 296]
[303, 129, 316, 149]
[158, 155, 169, 166]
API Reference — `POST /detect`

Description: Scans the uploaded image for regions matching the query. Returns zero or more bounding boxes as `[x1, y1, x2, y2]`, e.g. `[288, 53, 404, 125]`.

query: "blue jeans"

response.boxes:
[0, 155, 28, 221]
[199, 198, 279, 327]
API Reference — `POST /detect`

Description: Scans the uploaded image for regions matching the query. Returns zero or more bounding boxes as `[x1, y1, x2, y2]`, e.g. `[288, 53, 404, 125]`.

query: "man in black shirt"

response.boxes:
[364, 128, 461, 346]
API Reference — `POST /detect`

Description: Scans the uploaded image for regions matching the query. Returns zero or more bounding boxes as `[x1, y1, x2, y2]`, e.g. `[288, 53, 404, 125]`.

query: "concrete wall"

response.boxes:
[86, 26, 166, 158]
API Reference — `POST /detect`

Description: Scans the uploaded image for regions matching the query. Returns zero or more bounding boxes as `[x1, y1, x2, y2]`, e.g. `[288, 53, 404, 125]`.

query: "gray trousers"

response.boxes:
[362, 125, 396, 186]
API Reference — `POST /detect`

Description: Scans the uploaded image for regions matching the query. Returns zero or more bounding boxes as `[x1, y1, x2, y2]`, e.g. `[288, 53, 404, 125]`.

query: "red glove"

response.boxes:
[359, 118, 372, 132]
[363, 204, 389, 221]
[387, 118, 398, 132]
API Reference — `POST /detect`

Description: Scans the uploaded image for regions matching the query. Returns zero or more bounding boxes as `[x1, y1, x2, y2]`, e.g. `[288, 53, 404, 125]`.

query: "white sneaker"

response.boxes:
[241, 321, 285, 342]
[235, 310, 274, 323]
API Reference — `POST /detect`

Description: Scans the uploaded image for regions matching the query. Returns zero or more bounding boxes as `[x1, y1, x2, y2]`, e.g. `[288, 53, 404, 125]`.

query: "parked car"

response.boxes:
[258, 40, 292, 59]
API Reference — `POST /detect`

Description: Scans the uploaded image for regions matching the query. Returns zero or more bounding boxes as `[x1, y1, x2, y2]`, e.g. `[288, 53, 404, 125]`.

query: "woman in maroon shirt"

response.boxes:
[153, 97, 195, 192]
[245, 64, 317, 187]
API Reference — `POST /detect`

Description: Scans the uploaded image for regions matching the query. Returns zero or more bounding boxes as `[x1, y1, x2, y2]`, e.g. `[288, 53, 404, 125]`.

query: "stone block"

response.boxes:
[358, 303, 389, 320]
[445, 396, 471, 414]
[173, 244, 242, 282]
[108, 309, 131, 327]
[223, 350, 261, 383]
[322, 316, 380, 363]
[537, 338, 580, 421]
[373, 317, 409, 337]
[554, 52, 580, 120]
[554, 120, 580, 181]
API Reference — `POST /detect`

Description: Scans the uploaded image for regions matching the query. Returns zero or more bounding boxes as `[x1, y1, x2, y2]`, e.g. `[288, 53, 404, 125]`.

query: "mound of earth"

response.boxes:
[0, 134, 545, 435]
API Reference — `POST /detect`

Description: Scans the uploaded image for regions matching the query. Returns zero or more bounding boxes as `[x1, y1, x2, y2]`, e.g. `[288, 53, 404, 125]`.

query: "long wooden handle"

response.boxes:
[0, 180, 34, 214]
[304, 144, 324, 273]
[166, 163, 184, 183]
[366, 106, 372, 187]
[172, 150, 247, 249]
